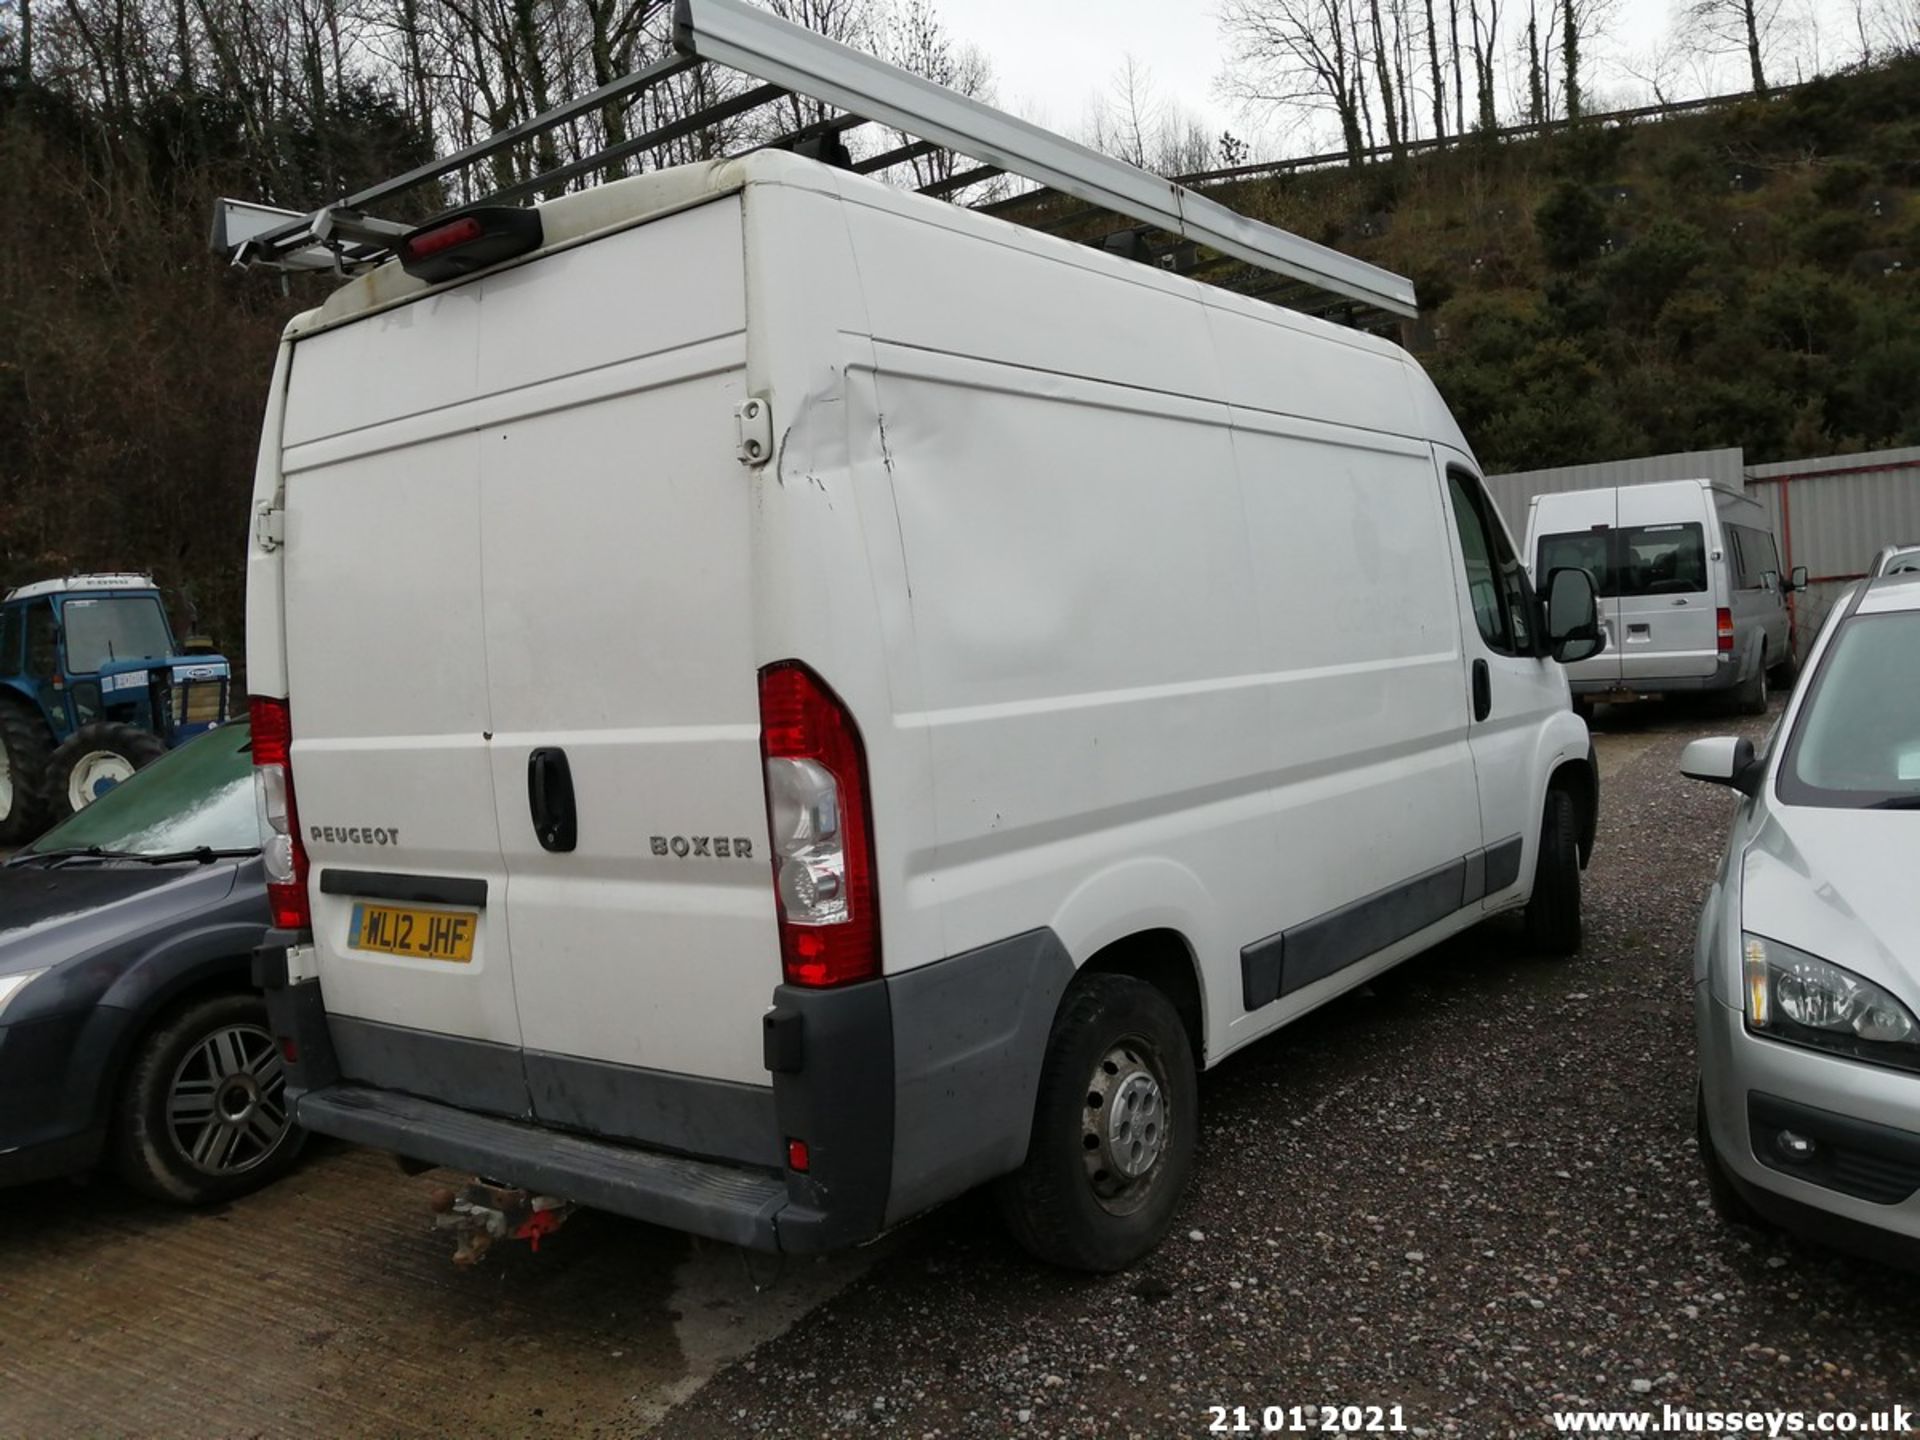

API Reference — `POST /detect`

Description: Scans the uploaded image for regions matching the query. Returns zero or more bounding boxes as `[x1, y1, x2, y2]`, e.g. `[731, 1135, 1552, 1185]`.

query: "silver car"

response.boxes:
[1683, 572, 1920, 1264]
[1869, 543, 1920, 578]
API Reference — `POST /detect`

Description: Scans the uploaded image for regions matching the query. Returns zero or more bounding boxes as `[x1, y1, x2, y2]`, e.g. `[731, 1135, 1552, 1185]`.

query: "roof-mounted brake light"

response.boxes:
[396, 207, 543, 282]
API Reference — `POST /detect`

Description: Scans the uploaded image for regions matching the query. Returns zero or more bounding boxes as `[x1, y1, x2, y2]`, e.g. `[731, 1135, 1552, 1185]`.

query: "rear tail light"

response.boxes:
[758, 663, 878, 988]
[250, 695, 311, 931]
[1717, 607, 1735, 653]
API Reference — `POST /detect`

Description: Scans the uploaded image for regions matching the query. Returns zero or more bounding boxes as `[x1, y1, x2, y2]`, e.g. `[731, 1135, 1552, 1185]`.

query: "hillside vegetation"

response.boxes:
[1222, 57, 1920, 473]
[2, 56, 1919, 647]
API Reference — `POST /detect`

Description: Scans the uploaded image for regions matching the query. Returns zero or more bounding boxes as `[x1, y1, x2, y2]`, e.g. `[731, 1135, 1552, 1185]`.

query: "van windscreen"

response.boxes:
[1537, 524, 1708, 598]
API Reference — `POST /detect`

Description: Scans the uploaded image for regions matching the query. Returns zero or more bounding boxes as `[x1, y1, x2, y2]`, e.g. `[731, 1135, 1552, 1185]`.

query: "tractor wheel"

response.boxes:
[0, 700, 53, 845]
[43, 723, 167, 822]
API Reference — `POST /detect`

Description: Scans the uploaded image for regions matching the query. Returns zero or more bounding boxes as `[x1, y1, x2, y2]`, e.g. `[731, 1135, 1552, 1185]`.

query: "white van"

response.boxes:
[245, 150, 1604, 1270]
[1525, 480, 1804, 717]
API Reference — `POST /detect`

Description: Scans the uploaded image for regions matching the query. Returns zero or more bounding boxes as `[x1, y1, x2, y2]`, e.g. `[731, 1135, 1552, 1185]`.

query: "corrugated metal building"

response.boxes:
[1490, 444, 1920, 658]
[1484, 449, 1746, 534]
[1746, 446, 1920, 649]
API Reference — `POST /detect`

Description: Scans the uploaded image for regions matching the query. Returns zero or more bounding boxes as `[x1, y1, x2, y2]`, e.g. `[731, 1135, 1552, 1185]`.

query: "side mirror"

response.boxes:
[1680, 736, 1763, 797]
[1786, 566, 1809, 593]
[1545, 566, 1604, 664]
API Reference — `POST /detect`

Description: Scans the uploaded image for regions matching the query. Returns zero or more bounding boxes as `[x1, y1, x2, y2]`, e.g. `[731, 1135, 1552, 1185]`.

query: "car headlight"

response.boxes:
[1743, 934, 1920, 1072]
[0, 969, 48, 1021]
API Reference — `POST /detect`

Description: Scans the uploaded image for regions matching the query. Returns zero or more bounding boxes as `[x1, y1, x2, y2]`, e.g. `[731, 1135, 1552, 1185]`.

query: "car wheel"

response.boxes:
[1766, 649, 1799, 690]
[1696, 1080, 1767, 1232]
[995, 974, 1197, 1272]
[1735, 645, 1769, 717]
[42, 722, 167, 822]
[0, 699, 52, 845]
[1522, 788, 1582, 956]
[112, 992, 306, 1206]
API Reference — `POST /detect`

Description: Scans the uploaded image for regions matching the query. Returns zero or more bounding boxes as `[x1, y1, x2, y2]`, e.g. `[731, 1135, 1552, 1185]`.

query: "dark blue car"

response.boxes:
[0, 723, 303, 1202]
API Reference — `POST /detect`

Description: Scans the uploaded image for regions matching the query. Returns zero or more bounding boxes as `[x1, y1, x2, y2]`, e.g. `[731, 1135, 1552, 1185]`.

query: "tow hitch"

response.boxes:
[429, 1181, 574, 1266]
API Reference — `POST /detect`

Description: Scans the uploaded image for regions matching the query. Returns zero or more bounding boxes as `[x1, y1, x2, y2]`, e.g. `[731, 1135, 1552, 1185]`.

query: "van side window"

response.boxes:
[1729, 525, 1778, 590]
[1445, 468, 1533, 655]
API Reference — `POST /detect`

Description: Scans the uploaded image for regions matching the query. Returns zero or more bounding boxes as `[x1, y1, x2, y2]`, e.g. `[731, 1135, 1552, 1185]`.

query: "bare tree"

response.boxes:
[1219, 0, 1369, 158]
[1367, 0, 1405, 155]
[1088, 54, 1215, 174]
[878, 0, 993, 187]
[1469, 0, 1501, 129]
[1686, 0, 1783, 92]
[1424, 0, 1447, 137]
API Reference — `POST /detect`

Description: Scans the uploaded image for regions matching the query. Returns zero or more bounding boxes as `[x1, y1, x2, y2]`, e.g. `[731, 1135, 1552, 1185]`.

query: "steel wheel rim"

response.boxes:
[0, 742, 11, 821]
[167, 1023, 290, 1176]
[68, 750, 134, 810]
[1080, 1035, 1170, 1216]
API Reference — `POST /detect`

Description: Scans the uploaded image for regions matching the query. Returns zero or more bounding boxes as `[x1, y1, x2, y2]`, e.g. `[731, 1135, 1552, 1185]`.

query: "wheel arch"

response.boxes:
[90, 925, 265, 1130]
[1074, 927, 1206, 1066]
[1547, 751, 1599, 869]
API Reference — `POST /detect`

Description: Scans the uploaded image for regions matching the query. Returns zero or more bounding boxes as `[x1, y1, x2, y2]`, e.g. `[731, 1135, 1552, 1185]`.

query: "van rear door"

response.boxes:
[1532, 491, 1621, 689]
[1613, 485, 1717, 682]
[470, 201, 784, 1168]
[280, 310, 528, 1116]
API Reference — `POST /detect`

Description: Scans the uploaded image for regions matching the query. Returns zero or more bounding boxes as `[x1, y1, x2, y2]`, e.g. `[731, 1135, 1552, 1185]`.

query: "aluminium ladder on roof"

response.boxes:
[211, 0, 1417, 324]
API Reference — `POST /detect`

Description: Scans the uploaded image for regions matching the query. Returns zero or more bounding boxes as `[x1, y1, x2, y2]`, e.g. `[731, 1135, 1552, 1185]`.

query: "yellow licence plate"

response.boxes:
[349, 902, 477, 963]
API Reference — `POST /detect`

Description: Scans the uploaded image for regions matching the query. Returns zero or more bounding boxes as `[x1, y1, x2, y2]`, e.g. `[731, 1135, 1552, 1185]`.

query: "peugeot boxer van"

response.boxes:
[246, 150, 1604, 1271]
[1525, 480, 1803, 717]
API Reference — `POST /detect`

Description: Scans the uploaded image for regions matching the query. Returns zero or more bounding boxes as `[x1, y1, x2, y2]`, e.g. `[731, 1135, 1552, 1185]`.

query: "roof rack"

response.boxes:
[212, 0, 1416, 325]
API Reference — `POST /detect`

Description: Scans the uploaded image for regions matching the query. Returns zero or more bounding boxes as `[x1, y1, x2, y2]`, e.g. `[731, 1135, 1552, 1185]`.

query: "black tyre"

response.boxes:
[995, 974, 1198, 1272]
[1767, 648, 1799, 691]
[1735, 646, 1769, 717]
[111, 992, 305, 1206]
[0, 699, 52, 845]
[1522, 788, 1582, 956]
[1697, 1080, 1767, 1231]
[43, 721, 167, 822]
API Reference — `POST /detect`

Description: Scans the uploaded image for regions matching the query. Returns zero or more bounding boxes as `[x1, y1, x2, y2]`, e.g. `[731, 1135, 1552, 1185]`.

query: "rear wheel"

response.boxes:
[0, 700, 52, 845]
[42, 722, 166, 821]
[112, 992, 306, 1205]
[995, 974, 1198, 1272]
[1522, 788, 1582, 956]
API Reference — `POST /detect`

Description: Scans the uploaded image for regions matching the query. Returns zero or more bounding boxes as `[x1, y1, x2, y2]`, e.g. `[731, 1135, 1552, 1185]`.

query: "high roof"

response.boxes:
[215, 0, 1415, 335]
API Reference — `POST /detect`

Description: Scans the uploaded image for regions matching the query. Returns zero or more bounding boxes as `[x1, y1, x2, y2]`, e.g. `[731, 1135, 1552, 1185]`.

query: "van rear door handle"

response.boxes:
[527, 747, 578, 853]
[1472, 658, 1491, 722]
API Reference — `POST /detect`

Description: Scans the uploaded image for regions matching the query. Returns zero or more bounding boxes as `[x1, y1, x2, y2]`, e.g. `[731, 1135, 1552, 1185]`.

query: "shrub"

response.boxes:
[1534, 180, 1608, 269]
[1813, 158, 1874, 206]
[1793, 212, 1869, 269]
[1602, 217, 1709, 318]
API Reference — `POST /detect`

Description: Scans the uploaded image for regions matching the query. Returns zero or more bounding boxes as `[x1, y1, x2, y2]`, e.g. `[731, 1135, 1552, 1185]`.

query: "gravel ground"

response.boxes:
[660, 703, 1920, 1439]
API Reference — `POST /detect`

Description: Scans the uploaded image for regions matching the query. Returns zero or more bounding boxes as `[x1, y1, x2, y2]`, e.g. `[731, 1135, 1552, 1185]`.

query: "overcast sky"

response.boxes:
[923, 0, 1842, 156]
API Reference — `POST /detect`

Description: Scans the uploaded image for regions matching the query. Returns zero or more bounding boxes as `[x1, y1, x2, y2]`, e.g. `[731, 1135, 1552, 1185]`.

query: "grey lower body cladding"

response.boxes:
[253, 928, 1073, 1252]
[1238, 836, 1524, 1012]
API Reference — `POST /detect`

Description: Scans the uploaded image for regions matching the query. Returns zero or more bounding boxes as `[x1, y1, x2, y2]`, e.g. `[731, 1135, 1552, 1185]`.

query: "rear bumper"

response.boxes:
[1571, 666, 1736, 699]
[257, 927, 1073, 1254]
[299, 1084, 794, 1250]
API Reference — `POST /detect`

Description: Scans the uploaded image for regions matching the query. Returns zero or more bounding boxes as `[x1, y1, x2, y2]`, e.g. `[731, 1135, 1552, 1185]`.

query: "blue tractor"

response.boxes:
[0, 574, 233, 843]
